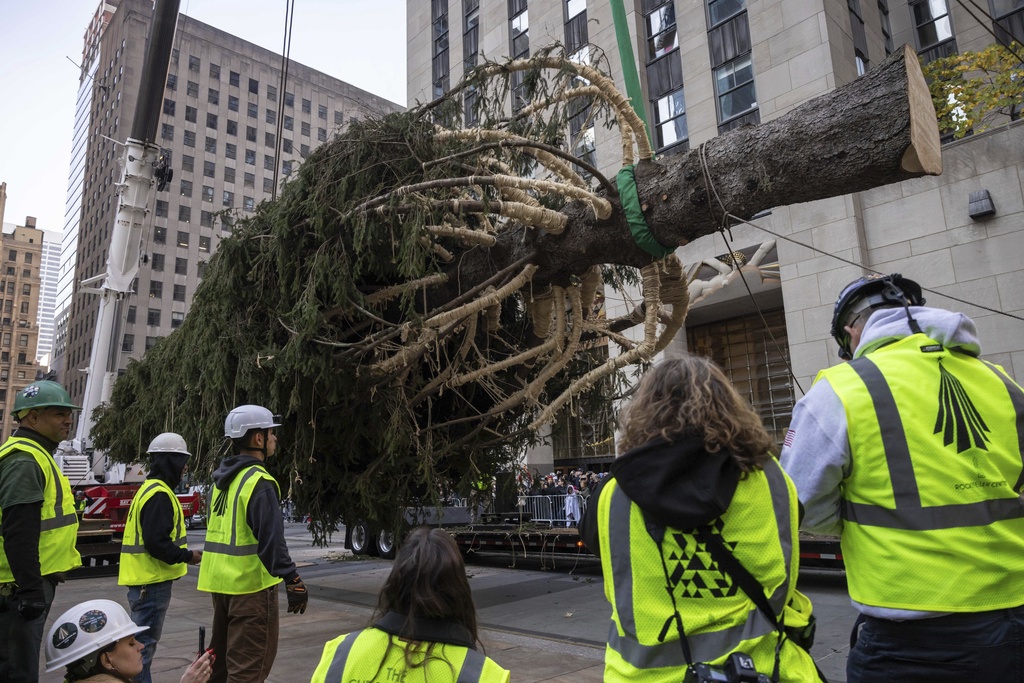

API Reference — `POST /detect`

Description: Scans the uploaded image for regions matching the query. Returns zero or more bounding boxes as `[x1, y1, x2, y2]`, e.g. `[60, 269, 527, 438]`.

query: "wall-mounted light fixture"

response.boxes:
[968, 190, 996, 220]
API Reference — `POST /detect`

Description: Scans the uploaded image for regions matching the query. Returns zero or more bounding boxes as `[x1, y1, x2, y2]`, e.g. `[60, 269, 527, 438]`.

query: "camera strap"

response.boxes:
[646, 519, 696, 668]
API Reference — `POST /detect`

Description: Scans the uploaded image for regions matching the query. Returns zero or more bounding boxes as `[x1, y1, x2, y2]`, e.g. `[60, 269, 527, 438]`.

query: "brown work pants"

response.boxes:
[209, 586, 279, 683]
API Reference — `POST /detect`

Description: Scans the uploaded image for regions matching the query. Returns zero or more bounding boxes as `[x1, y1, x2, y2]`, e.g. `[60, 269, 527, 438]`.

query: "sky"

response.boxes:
[0, 0, 407, 236]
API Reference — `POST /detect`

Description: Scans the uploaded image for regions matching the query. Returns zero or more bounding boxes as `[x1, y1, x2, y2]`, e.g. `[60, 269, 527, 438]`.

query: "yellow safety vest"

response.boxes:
[819, 333, 1024, 611]
[596, 458, 819, 683]
[0, 437, 81, 581]
[197, 464, 281, 594]
[311, 628, 510, 683]
[118, 479, 188, 585]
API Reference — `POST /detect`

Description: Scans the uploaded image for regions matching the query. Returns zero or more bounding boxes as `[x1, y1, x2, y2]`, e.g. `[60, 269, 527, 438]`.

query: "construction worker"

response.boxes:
[580, 356, 822, 682]
[780, 273, 1024, 681]
[198, 405, 308, 683]
[118, 432, 203, 683]
[0, 380, 82, 683]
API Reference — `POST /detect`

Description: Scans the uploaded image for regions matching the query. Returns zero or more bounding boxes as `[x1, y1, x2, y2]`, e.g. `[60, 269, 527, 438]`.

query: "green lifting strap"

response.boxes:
[617, 166, 675, 258]
[609, 0, 653, 149]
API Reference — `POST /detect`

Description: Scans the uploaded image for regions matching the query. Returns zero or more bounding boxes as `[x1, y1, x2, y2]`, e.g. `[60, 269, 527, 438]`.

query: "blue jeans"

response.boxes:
[847, 605, 1024, 682]
[127, 580, 174, 683]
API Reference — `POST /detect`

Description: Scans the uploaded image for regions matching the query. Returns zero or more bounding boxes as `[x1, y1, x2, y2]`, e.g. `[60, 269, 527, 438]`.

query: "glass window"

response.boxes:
[202, 184, 214, 201]
[267, 84, 277, 101]
[205, 137, 217, 154]
[154, 227, 167, 244]
[177, 231, 190, 247]
[265, 132, 276, 147]
[163, 98, 176, 116]
[201, 210, 214, 227]
[318, 127, 327, 142]
[285, 92, 295, 107]
[264, 155, 275, 171]
[147, 308, 161, 326]
[282, 159, 293, 175]
[173, 287, 186, 303]
[224, 166, 236, 183]
[248, 101, 258, 118]
[263, 176, 274, 192]
[149, 281, 162, 298]
[912, 0, 954, 48]
[318, 104, 327, 119]
[175, 257, 188, 275]
[246, 126, 257, 142]
[187, 81, 199, 97]
[229, 71, 240, 87]
[714, 54, 757, 122]
[302, 98, 311, 114]
[225, 143, 237, 160]
[206, 113, 218, 130]
[183, 130, 196, 147]
[200, 235, 212, 252]
[654, 88, 688, 149]
[156, 200, 168, 217]
[151, 253, 164, 271]
[209, 63, 220, 80]
[334, 110, 343, 125]
[249, 77, 259, 94]
[646, 4, 679, 59]
[128, 305, 137, 323]
[284, 115, 293, 131]
[178, 205, 191, 222]
[707, 0, 745, 27]
[180, 179, 192, 197]
[182, 155, 194, 172]
[188, 55, 200, 72]
[282, 138, 293, 153]
[301, 121, 311, 137]
[145, 336, 159, 350]
[166, 74, 177, 91]
[171, 311, 185, 328]
[161, 123, 174, 141]
[228, 95, 239, 112]
[122, 334, 134, 352]
[244, 196, 255, 211]
[244, 172, 255, 188]
[227, 120, 237, 136]
[208, 88, 219, 105]
[300, 144, 310, 158]
[266, 108, 276, 125]
[185, 106, 197, 123]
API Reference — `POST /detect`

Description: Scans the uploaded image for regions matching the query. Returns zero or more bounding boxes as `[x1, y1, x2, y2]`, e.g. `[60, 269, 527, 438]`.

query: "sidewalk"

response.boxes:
[39, 535, 606, 682]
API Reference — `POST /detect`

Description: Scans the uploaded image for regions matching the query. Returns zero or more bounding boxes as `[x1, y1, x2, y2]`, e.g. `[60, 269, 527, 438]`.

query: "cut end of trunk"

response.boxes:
[900, 44, 943, 176]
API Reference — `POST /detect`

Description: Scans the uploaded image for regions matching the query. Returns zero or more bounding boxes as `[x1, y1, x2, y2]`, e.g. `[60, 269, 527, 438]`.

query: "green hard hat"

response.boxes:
[12, 380, 81, 418]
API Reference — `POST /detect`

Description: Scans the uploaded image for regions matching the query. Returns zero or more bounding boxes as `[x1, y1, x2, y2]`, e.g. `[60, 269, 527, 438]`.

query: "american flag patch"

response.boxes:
[783, 429, 796, 448]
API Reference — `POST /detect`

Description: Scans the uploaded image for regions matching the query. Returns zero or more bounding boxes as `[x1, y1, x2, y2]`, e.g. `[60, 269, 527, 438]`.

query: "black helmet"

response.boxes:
[830, 273, 924, 360]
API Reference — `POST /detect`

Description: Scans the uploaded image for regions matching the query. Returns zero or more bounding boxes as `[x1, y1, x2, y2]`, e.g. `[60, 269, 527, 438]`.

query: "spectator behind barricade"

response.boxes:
[564, 485, 581, 528]
[311, 528, 509, 682]
[580, 355, 823, 682]
[45, 599, 212, 683]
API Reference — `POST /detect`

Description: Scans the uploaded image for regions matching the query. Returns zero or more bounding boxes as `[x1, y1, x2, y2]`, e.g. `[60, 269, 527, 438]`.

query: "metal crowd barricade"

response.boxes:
[515, 494, 588, 526]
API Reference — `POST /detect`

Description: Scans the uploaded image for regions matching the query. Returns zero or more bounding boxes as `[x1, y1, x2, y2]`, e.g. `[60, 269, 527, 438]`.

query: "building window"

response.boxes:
[201, 210, 215, 227]
[161, 123, 174, 141]
[17, 334, 27, 347]
[247, 101, 257, 119]
[228, 95, 239, 112]
[317, 127, 327, 142]
[209, 63, 220, 80]
[229, 70, 240, 87]
[171, 311, 185, 328]
[715, 54, 758, 122]
[249, 77, 259, 94]
[180, 179, 192, 197]
[878, 0, 894, 54]
[263, 176, 274, 192]
[127, 306, 136, 323]
[145, 336, 159, 350]
[464, 0, 480, 78]
[173, 284, 187, 302]
[912, 0, 957, 62]
[122, 334, 134, 352]
[166, 74, 176, 91]
[509, 0, 530, 108]
[849, 0, 870, 75]
[156, 200, 168, 217]
[187, 81, 199, 97]
[266, 108, 277, 125]
[147, 308, 161, 326]
[300, 144, 310, 158]
[283, 115, 293, 131]
[264, 155, 275, 171]
[282, 139, 293, 154]
[246, 126, 257, 142]
[206, 113, 218, 130]
[151, 253, 165, 271]
[7, 251, 14, 262]
[285, 92, 295, 107]
[182, 155, 194, 172]
[177, 231, 190, 248]
[245, 149, 256, 165]
[185, 106, 197, 123]
[645, 2, 687, 152]
[244, 172, 255, 188]
[208, 88, 220, 105]
[200, 235, 212, 252]
[707, 0, 745, 26]
[154, 227, 167, 244]
[188, 55, 200, 72]
[267, 84, 277, 101]
[175, 257, 188, 275]
[991, 0, 1024, 43]
[646, 1, 679, 59]
[198, 261, 208, 278]
[564, 0, 588, 55]
[244, 196, 255, 211]
[224, 167, 236, 183]
[202, 185, 214, 202]
[183, 130, 196, 148]
[178, 205, 191, 222]
[433, 0, 451, 98]
[205, 137, 217, 154]
[653, 89, 687, 150]
[301, 121, 311, 137]
[334, 110, 343, 125]
[19, 301, 28, 315]
[302, 97, 312, 114]
[317, 103, 327, 120]
[149, 281, 162, 299]
[163, 98, 176, 116]
[265, 132, 276, 147]
[225, 142, 237, 159]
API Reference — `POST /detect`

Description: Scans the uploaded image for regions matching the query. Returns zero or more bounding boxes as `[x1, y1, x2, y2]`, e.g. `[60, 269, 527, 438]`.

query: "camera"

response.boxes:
[690, 652, 773, 683]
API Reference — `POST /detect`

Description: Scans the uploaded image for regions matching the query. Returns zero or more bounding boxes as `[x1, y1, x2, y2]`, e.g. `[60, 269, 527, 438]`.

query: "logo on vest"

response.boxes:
[211, 489, 227, 516]
[665, 520, 739, 601]
[934, 362, 990, 453]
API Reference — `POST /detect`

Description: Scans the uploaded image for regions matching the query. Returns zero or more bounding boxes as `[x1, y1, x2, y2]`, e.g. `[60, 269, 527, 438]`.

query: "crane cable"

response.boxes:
[272, 0, 296, 200]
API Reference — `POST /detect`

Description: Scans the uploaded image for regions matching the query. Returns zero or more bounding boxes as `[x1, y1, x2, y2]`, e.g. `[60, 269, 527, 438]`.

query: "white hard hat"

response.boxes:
[146, 432, 191, 456]
[224, 404, 281, 439]
[45, 599, 148, 672]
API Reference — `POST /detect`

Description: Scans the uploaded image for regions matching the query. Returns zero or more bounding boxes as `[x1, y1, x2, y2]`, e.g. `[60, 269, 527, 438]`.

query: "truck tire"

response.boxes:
[350, 522, 374, 556]
[376, 530, 397, 559]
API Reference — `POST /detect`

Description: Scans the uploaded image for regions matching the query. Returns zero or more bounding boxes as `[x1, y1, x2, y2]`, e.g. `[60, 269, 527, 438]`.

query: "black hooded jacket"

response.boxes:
[138, 451, 195, 567]
[211, 454, 297, 583]
[579, 434, 741, 557]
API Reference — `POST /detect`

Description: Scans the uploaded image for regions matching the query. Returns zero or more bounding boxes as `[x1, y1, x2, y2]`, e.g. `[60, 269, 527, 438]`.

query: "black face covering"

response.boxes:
[149, 451, 190, 489]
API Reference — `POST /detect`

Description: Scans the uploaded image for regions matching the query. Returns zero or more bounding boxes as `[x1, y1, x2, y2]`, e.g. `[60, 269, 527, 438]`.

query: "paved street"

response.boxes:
[40, 523, 857, 682]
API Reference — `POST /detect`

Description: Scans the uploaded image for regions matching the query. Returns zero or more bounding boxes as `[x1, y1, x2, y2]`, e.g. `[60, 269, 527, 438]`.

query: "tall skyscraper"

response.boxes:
[407, 0, 1024, 473]
[37, 232, 61, 364]
[55, 0, 404, 408]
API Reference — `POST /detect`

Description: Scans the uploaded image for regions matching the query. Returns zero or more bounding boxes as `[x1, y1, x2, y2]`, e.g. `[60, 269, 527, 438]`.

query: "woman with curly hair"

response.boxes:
[311, 527, 509, 682]
[580, 354, 824, 683]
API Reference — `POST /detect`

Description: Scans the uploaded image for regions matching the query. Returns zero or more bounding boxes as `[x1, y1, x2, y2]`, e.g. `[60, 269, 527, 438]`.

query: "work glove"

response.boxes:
[286, 575, 308, 614]
[15, 588, 46, 621]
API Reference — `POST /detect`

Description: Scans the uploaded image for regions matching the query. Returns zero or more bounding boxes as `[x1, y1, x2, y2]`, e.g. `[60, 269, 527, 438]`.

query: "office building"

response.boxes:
[55, 0, 404, 408]
[408, 0, 1024, 472]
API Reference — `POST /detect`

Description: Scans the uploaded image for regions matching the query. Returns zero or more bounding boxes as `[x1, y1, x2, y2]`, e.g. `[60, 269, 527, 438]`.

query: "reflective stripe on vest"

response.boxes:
[599, 458, 795, 672]
[197, 465, 281, 594]
[821, 335, 1024, 610]
[314, 629, 491, 683]
[118, 479, 188, 585]
[0, 436, 81, 581]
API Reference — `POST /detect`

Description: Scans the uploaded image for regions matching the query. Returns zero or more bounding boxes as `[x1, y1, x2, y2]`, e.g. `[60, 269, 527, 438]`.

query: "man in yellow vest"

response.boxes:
[198, 405, 308, 683]
[0, 380, 82, 683]
[780, 273, 1024, 682]
[118, 432, 203, 683]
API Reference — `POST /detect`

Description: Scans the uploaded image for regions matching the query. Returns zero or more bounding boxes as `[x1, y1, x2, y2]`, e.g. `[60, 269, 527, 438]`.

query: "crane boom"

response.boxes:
[74, 0, 182, 480]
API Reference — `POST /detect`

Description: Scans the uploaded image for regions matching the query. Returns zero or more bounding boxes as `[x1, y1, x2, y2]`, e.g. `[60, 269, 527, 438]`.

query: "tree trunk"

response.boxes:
[437, 45, 940, 298]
